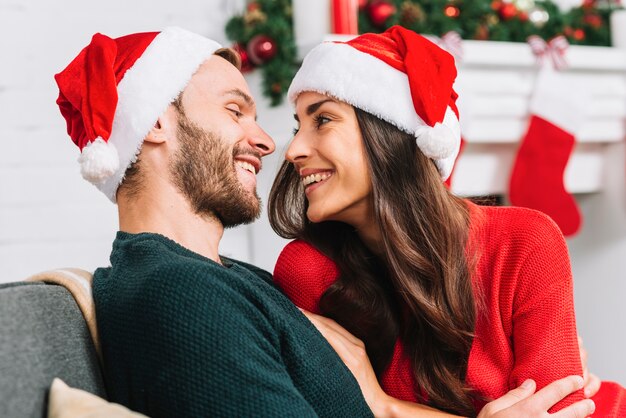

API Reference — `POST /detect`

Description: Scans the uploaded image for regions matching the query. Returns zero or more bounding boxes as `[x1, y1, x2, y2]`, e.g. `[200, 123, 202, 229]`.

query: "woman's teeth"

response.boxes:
[302, 172, 332, 186]
[236, 161, 256, 175]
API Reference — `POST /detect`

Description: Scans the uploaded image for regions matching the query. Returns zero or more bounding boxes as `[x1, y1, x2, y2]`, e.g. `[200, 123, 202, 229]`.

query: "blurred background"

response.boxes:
[1, 0, 624, 383]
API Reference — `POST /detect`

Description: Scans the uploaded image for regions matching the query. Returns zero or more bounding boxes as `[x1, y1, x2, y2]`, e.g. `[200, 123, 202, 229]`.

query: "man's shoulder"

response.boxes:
[96, 253, 277, 336]
[95, 234, 255, 306]
[222, 256, 273, 281]
[104, 232, 257, 283]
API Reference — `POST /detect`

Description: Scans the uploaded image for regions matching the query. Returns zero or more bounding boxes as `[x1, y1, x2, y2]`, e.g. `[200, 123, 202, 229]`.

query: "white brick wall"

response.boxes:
[0, 0, 248, 281]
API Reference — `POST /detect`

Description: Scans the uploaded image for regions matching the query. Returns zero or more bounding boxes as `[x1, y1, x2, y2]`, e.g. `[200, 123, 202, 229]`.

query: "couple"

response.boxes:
[54, 26, 620, 417]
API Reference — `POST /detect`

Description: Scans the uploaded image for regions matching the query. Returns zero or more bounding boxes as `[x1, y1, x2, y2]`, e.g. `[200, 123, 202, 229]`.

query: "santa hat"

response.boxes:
[55, 27, 221, 202]
[288, 25, 461, 180]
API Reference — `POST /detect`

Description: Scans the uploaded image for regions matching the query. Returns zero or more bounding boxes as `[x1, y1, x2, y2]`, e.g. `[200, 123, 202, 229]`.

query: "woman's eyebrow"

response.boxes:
[306, 99, 334, 116]
[293, 99, 336, 122]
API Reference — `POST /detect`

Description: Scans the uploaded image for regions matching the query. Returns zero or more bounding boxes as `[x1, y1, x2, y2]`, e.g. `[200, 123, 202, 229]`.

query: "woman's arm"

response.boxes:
[275, 239, 599, 415]
[505, 212, 586, 411]
[300, 309, 595, 418]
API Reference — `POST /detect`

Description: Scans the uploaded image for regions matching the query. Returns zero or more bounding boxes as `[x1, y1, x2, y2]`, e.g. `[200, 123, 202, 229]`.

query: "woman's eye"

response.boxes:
[314, 115, 331, 128]
[292, 126, 300, 136]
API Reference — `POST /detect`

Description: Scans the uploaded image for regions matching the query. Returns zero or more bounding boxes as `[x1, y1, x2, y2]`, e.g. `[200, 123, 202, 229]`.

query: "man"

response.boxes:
[54, 27, 595, 417]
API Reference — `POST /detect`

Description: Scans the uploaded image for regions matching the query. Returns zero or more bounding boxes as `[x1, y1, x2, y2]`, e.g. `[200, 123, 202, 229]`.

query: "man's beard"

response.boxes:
[169, 111, 262, 228]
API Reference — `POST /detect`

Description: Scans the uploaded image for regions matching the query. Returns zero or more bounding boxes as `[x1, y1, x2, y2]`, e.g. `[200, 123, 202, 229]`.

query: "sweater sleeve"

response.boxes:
[508, 212, 584, 412]
[137, 265, 320, 418]
[273, 240, 341, 314]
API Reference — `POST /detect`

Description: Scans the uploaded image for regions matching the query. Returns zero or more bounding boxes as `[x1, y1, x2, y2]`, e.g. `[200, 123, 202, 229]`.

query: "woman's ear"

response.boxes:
[144, 109, 176, 144]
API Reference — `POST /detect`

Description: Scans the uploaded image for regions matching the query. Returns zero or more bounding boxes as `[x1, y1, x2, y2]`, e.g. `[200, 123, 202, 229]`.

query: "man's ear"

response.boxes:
[144, 113, 174, 145]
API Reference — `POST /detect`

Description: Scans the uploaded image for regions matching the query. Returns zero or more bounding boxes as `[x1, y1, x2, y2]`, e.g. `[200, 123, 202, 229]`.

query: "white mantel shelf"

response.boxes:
[461, 40, 626, 71]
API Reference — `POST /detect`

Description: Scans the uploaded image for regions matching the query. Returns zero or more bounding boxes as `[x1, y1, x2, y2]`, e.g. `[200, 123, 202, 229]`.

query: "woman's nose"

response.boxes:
[285, 132, 311, 163]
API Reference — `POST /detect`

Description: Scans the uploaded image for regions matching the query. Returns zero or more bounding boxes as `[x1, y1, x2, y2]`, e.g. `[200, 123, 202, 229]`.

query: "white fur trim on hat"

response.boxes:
[94, 27, 221, 202]
[288, 42, 461, 180]
[78, 137, 120, 183]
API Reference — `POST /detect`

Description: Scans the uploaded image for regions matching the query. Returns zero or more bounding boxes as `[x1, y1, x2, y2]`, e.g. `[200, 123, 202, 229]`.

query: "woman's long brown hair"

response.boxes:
[268, 108, 477, 416]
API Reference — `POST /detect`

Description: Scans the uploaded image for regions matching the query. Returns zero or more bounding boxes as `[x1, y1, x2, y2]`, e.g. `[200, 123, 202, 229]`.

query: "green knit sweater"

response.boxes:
[93, 232, 373, 418]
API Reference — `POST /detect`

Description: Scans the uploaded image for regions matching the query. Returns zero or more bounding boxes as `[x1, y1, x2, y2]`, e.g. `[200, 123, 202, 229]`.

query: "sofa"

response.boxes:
[0, 273, 105, 417]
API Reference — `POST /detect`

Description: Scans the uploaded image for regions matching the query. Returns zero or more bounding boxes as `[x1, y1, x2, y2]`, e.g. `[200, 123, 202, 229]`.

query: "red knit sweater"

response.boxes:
[274, 202, 624, 415]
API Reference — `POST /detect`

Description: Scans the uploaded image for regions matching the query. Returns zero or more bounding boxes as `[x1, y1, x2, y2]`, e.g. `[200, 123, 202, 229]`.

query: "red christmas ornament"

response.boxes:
[247, 34, 277, 65]
[583, 13, 603, 29]
[358, 0, 369, 9]
[499, 3, 518, 20]
[233, 44, 254, 73]
[518, 11, 528, 22]
[247, 2, 260, 12]
[368, 0, 396, 26]
[582, 0, 596, 10]
[491, 1, 503, 11]
[444, 5, 461, 18]
[573, 28, 586, 41]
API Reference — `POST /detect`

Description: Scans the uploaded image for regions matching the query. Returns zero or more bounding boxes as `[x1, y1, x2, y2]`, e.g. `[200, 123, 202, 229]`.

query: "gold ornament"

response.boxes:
[486, 14, 500, 26]
[244, 9, 267, 26]
[400, 1, 425, 24]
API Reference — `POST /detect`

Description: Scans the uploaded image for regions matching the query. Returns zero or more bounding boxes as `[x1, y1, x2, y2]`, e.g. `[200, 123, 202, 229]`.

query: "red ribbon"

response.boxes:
[527, 35, 569, 70]
[331, 0, 359, 35]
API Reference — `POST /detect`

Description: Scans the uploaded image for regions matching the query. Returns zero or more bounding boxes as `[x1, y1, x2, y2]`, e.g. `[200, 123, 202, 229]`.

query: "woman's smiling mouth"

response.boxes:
[300, 170, 334, 194]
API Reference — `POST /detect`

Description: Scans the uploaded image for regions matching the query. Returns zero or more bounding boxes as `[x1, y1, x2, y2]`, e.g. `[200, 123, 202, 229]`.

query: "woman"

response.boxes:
[268, 26, 623, 417]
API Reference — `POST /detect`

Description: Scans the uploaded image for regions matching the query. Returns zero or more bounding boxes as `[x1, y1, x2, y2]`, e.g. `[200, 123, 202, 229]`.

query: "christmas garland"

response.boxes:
[225, 0, 297, 106]
[226, 0, 622, 105]
[359, 0, 618, 45]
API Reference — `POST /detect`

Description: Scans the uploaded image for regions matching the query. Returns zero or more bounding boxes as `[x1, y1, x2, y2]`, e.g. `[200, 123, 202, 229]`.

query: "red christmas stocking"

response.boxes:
[509, 68, 586, 237]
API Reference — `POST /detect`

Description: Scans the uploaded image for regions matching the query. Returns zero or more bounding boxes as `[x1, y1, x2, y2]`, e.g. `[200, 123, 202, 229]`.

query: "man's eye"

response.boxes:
[227, 107, 243, 118]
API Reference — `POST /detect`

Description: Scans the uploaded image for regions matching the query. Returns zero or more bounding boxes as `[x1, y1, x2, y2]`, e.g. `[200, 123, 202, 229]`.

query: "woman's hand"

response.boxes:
[300, 309, 463, 417]
[300, 309, 596, 418]
[478, 376, 595, 418]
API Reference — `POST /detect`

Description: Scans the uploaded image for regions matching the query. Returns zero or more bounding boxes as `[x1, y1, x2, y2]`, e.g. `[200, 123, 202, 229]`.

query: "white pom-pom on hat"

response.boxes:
[414, 106, 461, 161]
[414, 123, 457, 160]
[78, 137, 120, 184]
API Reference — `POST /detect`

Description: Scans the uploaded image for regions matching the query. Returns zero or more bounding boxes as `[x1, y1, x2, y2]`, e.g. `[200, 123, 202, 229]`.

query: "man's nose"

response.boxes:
[246, 123, 275, 157]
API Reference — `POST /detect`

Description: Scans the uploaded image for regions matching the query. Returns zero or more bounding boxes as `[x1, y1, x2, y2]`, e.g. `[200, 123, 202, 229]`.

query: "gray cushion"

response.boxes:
[0, 281, 106, 418]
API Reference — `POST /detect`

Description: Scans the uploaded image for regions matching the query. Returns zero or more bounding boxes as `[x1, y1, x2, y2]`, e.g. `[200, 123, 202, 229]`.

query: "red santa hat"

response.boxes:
[55, 27, 221, 202]
[288, 25, 461, 180]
